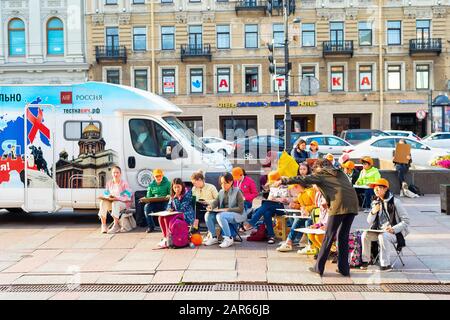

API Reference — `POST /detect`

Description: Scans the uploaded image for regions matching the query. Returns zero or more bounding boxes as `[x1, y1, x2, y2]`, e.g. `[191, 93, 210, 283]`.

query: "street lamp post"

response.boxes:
[283, 0, 292, 153]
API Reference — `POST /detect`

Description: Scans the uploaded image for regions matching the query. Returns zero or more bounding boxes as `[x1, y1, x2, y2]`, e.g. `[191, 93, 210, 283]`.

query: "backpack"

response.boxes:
[119, 212, 137, 232]
[348, 230, 363, 268]
[408, 184, 423, 196]
[167, 216, 190, 248]
[247, 223, 267, 242]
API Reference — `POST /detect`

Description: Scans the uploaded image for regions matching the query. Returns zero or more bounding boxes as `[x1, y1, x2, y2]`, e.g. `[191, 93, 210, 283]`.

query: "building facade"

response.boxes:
[86, 0, 450, 138]
[0, 0, 89, 84]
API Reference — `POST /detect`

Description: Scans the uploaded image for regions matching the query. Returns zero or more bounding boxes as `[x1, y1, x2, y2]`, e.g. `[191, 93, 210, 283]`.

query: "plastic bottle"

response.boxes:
[189, 242, 195, 249]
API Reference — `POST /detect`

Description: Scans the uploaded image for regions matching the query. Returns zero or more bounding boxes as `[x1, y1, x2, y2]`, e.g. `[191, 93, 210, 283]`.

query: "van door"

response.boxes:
[123, 117, 184, 193]
[23, 104, 57, 212]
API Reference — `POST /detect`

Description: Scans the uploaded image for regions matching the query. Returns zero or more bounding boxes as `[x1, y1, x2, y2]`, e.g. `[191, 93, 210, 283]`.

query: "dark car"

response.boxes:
[233, 135, 285, 160]
[340, 129, 390, 145]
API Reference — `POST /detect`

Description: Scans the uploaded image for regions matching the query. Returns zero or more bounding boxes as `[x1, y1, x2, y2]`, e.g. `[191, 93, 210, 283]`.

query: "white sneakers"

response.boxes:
[219, 236, 234, 248]
[107, 223, 121, 234]
[101, 224, 108, 234]
[204, 237, 219, 246]
[277, 242, 293, 252]
[297, 246, 310, 255]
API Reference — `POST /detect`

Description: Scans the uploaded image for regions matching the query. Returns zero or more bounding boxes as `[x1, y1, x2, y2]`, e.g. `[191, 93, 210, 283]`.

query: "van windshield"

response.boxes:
[163, 116, 213, 154]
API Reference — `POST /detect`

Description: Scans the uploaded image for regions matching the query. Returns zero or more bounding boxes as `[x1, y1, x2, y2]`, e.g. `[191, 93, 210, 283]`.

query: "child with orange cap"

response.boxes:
[355, 156, 381, 212]
[308, 141, 321, 159]
[243, 170, 289, 244]
[232, 167, 258, 211]
[142, 169, 171, 233]
[342, 160, 359, 185]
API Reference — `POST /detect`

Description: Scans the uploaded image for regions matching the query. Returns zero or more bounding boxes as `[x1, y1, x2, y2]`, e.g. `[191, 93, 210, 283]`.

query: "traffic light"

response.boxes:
[268, 42, 276, 74]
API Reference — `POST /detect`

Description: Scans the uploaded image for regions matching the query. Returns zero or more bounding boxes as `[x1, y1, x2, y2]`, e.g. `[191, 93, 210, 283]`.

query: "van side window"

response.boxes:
[64, 121, 102, 141]
[154, 122, 173, 156]
[129, 119, 158, 157]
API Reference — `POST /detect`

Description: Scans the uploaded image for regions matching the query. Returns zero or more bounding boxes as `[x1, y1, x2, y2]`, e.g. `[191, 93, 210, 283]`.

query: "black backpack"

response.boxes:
[408, 184, 423, 196]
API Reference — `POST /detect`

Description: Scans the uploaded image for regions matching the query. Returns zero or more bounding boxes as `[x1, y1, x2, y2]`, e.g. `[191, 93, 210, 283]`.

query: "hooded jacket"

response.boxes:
[282, 167, 359, 216]
[146, 176, 171, 198]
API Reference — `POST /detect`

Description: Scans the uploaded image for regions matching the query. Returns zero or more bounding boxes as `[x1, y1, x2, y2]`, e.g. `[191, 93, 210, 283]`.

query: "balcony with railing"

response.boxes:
[409, 38, 442, 55]
[235, 0, 267, 14]
[323, 40, 354, 57]
[95, 46, 127, 63]
[180, 44, 212, 61]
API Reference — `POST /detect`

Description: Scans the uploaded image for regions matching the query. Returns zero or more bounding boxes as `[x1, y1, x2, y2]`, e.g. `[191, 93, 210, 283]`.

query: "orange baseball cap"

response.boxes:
[325, 153, 334, 161]
[268, 171, 281, 183]
[310, 140, 319, 147]
[232, 167, 244, 180]
[369, 178, 390, 189]
[152, 169, 164, 177]
[360, 156, 374, 167]
[342, 160, 355, 170]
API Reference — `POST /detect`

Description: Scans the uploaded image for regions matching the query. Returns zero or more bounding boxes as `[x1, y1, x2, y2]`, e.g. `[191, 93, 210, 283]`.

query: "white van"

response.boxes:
[0, 82, 231, 213]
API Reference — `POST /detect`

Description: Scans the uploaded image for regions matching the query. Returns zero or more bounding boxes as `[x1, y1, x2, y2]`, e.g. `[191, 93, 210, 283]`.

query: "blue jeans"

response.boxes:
[362, 189, 375, 209]
[216, 212, 242, 238]
[248, 201, 284, 238]
[144, 201, 168, 228]
[205, 211, 238, 238]
[287, 218, 312, 242]
[244, 201, 253, 211]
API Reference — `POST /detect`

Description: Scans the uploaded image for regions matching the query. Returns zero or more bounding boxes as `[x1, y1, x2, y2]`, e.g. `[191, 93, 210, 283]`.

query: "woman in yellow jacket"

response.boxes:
[277, 182, 316, 252]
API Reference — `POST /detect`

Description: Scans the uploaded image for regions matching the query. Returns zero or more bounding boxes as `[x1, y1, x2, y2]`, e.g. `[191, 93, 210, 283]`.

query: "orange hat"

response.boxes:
[360, 156, 374, 167]
[152, 169, 164, 177]
[325, 153, 334, 161]
[268, 171, 281, 183]
[310, 140, 319, 147]
[342, 160, 355, 170]
[232, 167, 244, 180]
[369, 178, 390, 189]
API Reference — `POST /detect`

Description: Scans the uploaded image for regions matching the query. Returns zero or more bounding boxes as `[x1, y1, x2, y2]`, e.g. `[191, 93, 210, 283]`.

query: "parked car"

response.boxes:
[234, 135, 284, 160]
[421, 132, 450, 149]
[340, 129, 390, 145]
[293, 135, 353, 156]
[384, 130, 421, 141]
[290, 131, 323, 146]
[344, 136, 450, 167]
[200, 136, 235, 156]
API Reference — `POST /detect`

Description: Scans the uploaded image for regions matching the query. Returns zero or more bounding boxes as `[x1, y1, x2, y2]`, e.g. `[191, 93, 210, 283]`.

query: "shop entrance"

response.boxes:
[333, 114, 371, 136]
[391, 113, 426, 137]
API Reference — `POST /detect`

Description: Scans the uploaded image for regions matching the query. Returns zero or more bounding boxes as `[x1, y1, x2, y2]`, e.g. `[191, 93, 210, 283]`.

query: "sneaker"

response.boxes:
[157, 238, 168, 248]
[335, 268, 350, 277]
[277, 242, 293, 252]
[107, 223, 121, 234]
[101, 224, 108, 234]
[360, 262, 369, 270]
[146, 227, 154, 233]
[219, 236, 234, 248]
[204, 237, 219, 246]
[297, 246, 311, 255]
[380, 265, 393, 272]
[267, 237, 276, 244]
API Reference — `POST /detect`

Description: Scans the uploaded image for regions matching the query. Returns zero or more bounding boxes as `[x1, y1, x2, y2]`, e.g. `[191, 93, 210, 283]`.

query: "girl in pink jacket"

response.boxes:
[232, 167, 258, 210]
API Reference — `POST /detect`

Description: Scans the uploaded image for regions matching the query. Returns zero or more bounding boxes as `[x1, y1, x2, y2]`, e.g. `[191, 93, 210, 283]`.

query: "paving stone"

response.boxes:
[111, 260, 160, 272]
[121, 251, 166, 262]
[0, 292, 56, 300]
[419, 257, 450, 271]
[144, 292, 175, 300]
[172, 291, 239, 300]
[3, 249, 62, 273]
[404, 272, 440, 283]
[157, 255, 193, 271]
[409, 247, 450, 256]
[239, 291, 269, 300]
[237, 271, 267, 283]
[151, 271, 184, 284]
[0, 273, 23, 285]
[236, 258, 267, 271]
[77, 292, 146, 300]
[426, 294, 450, 300]
[433, 272, 450, 283]
[182, 270, 237, 283]
[267, 258, 313, 272]
[188, 258, 236, 271]
[13, 273, 100, 285]
[50, 292, 83, 300]
[333, 292, 365, 300]
[39, 230, 93, 249]
[101, 234, 145, 249]
[267, 271, 322, 284]
[361, 292, 430, 300]
[96, 274, 154, 284]
[268, 292, 334, 300]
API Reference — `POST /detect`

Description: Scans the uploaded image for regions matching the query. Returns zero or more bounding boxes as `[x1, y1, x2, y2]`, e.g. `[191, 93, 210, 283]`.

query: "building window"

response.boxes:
[416, 64, 430, 90]
[245, 24, 258, 48]
[245, 67, 259, 93]
[273, 24, 284, 48]
[301, 66, 315, 78]
[330, 66, 344, 92]
[8, 19, 25, 56]
[161, 26, 175, 50]
[217, 68, 231, 93]
[178, 117, 203, 137]
[221, 116, 257, 141]
[133, 27, 147, 51]
[134, 69, 148, 91]
[105, 0, 118, 4]
[416, 20, 430, 42]
[273, 67, 286, 92]
[106, 27, 119, 48]
[358, 21, 372, 46]
[106, 69, 120, 84]
[64, 121, 102, 141]
[387, 21, 401, 45]
[330, 22, 344, 44]
[189, 25, 203, 49]
[47, 18, 64, 55]
[301, 23, 315, 47]
[216, 25, 230, 49]
[359, 65, 373, 91]
[162, 69, 176, 94]
[190, 68, 203, 94]
[387, 65, 401, 90]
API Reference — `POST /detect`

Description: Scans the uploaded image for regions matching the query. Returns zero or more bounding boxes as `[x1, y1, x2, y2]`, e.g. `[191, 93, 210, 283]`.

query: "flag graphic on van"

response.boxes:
[26, 107, 50, 145]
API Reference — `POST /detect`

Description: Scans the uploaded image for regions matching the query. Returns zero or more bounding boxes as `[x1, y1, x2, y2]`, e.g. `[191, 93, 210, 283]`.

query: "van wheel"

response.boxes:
[7, 208, 24, 214]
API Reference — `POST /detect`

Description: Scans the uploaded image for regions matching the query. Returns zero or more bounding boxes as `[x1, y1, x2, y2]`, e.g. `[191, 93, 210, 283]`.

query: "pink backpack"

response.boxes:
[167, 216, 190, 248]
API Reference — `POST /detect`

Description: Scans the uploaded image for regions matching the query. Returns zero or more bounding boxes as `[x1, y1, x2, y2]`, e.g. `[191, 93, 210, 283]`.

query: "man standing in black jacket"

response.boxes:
[275, 159, 359, 276]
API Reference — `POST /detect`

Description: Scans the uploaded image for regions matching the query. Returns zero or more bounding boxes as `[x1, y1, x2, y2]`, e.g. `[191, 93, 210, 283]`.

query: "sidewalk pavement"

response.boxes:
[1, 195, 450, 300]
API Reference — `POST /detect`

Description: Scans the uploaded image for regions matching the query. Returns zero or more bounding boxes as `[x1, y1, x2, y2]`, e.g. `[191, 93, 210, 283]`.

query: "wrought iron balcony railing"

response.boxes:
[95, 46, 127, 63]
[409, 38, 442, 55]
[180, 44, 212, 61]
[323, 40, 354, 57]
